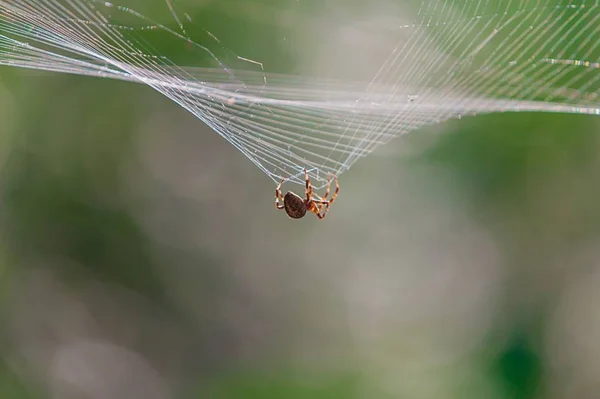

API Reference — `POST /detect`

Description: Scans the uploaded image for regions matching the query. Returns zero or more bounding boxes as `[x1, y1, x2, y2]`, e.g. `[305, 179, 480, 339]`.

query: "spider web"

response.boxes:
[0, 0, 598, 188]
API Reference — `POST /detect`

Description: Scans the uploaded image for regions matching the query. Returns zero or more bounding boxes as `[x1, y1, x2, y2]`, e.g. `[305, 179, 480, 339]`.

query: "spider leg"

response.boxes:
[320, 174, 332, 201]
[306, 171, 331, 207]
[316, 175, 339, 219]
[327, 175, 340, 206]
[275, 178, 286, 209]
[307, 201, 328, 219]
[311, 193, 329, 215]
[303, 170, 339, 220]
[316, 203, 330, 218]
[314, 174, 333, 215]
[305, 187, 327, 214]
[312, 192, 325, 202]
[304, 168, 314, 201]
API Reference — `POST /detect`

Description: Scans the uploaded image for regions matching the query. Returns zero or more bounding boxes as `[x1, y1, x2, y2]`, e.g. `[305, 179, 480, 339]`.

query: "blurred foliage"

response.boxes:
[197, 369, 361, 399]
[0, 361, 39, 399]
[421, 113, 600, 208]
[1, 74, 166, 300]
[493, 334, 541, 399]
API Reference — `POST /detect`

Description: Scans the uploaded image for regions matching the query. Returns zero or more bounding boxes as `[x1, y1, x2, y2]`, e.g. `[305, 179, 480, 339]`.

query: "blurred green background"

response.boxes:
[0, 0, 599, 398]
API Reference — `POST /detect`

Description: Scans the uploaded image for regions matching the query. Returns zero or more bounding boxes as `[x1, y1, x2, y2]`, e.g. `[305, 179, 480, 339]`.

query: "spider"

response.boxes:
[275, 169, 339, 220]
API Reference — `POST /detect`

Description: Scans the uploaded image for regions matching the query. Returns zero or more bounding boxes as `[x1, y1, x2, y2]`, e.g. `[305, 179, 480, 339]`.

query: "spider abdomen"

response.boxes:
[284, 192, 307, 219]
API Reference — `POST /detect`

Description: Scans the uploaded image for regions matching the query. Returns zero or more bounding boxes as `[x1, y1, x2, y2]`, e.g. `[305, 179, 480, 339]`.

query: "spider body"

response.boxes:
[275, 169, 339, 220]
[283, 192, 307, 219]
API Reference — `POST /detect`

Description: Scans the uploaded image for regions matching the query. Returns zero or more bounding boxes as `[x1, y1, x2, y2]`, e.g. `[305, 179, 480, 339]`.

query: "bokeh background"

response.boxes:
[1, 0, 600, 398]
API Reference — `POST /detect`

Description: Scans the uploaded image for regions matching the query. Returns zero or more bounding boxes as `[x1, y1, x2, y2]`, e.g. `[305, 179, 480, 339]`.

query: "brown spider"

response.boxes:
[275, 168, 339, 220]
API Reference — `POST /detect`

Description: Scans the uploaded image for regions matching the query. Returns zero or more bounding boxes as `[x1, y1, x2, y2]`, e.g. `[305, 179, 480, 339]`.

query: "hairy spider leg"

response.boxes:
[304, 170, 334, 216]
[316, 174, 340, 219]
[303, 170, 329, 217]
[329, 175, 340, 205]
[321, 174, 333, 200]
[304, 168, 314, 201]
[312, 173, 331, 213]
[312, 192, 329, 216]
[275, 177, 287, 209]
[308, 192, 332, 219]
[314, 174, 340, 217]
[315, 173, 333, 213]
[306, 200, 328, 219]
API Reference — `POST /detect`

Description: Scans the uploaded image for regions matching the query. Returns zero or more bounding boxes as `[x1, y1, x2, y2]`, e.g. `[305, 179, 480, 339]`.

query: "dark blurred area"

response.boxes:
[1, 1, 600, 398]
